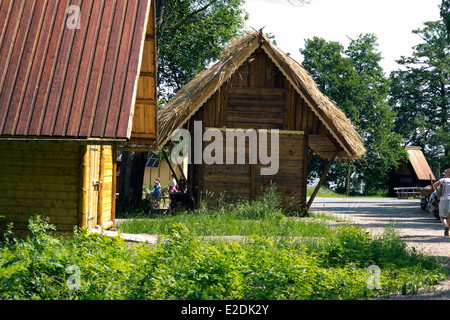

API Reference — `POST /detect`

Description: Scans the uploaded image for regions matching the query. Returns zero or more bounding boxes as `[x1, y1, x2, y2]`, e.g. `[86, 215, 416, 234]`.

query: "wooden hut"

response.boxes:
[0, 0, 157, 236]
[158, 32, 365, 212]
[388, 146, 436, 197]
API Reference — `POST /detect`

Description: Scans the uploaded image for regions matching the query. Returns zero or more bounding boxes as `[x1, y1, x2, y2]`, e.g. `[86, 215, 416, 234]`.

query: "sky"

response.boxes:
[243, 0, 443, 74]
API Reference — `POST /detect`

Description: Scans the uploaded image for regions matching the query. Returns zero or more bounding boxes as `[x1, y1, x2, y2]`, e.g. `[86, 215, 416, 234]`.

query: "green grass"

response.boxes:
[307, 186, 347, 198]
[307, 186, 389, 198]
[117, 208, 334, 238]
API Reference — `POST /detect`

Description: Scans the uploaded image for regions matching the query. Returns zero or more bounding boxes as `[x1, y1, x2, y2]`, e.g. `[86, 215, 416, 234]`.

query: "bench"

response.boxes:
[394, 187, 423, 199]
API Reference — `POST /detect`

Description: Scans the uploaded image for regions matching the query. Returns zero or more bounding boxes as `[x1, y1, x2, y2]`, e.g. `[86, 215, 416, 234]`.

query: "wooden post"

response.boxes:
[307, 149, 314, 164]
[162, 149, 197, 207]
[111, 146, 117, 228]
[162, 149, 180, 185]
[300, 132, 309, 211]
[79, 146, 88, 229]
[97, 146, 104, 227]
[306, 150, 338, 212]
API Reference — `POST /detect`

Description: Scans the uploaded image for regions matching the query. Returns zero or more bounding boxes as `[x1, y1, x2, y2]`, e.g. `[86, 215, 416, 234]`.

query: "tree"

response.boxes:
[441, 0, 450, 36]
[389, 19, 450, 171]
[119, 0, 247, 206]
[301, 34, 405, 194]
[156, 0, 248, 102]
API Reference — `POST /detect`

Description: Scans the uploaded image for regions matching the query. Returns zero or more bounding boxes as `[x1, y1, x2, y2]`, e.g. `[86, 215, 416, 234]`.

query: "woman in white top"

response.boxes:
[433, 168, 450, 236]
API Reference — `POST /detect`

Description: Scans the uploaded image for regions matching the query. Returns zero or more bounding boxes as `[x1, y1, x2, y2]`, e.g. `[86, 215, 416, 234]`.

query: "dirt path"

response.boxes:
[310, 197, 450, 300]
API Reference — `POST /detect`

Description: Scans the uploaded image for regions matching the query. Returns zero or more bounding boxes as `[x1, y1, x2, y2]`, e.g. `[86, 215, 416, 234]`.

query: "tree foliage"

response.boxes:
[389, 19, 450, 171]
[155, 0, 248, 103]
[441, 0, 450, 36]
[301, 34, 405, 194]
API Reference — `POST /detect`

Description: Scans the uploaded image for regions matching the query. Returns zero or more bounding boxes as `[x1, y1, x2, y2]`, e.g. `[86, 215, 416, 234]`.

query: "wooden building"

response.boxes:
[388, 146, 436, 197]
[158, 32, 365, 212]
[0, 0, 157, 236]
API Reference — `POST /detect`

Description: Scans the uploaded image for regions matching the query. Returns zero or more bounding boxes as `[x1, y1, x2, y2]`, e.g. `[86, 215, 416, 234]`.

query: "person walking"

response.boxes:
[433, 168, 450, 236]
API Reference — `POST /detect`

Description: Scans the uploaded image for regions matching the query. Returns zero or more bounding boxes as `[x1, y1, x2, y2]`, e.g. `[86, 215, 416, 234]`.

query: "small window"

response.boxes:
[146, 152, 160, 168]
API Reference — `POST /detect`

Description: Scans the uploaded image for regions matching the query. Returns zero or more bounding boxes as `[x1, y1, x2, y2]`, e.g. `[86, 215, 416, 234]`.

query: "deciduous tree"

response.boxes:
[301, 34, 404, 194]
[389, 20, 450, 171]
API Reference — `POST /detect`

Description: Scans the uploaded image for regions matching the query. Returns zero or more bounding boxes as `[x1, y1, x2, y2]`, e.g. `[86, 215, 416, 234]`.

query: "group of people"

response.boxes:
[151, 174, 187, 208]
[433, 168, 450, 236]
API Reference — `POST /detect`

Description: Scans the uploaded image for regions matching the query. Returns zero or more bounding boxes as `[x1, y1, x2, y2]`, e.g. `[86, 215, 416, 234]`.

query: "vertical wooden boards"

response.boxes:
[85, 145, 99, 229]
[255, 133, 304, 212]
[99, 145, 114, 228]
[129, 0, 157, 146]
[83, 144, 115, 229]
[200, 132, 304, 211]
[0, 144, 82, 235]
[186, 44, 346, 211]
[192, 47, 309, 211]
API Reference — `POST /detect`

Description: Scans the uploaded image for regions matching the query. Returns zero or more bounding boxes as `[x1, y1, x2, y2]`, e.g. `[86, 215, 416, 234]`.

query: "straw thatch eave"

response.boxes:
[157, 31, 365, 160]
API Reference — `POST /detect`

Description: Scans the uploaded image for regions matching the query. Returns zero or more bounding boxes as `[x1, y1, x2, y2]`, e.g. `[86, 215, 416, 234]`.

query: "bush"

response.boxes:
[0, 211, 446, 300]
[0, 215, 138, 300]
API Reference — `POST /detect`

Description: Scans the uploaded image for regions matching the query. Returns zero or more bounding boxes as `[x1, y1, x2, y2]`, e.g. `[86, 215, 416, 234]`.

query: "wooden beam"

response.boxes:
[97, 146, 104, 227]
[162, 149, 197, 208]
[300, 133, 309, 211]
[0, 138, 127, 146]
[305, 150, 338, 212]
[307, 148, 314, 164]
[79, 146, 88, 229]
[174, 160, 197, 208]
[162, 149, 179, 185]
[111, 145, 117, 228]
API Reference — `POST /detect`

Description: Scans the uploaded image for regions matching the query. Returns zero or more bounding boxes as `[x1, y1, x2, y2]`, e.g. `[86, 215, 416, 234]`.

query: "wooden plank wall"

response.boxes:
[98, 145, 114, 228]
[0, 144, 81, 235]
[200, 133, 304, 211]
[184, 46, 344, 211]
[129, 1, 157, 145]
[83, 145, 98, 230]
[201, 47, 330, 135]
[83, 145, 115, 230]
[255, 134, 304, 211]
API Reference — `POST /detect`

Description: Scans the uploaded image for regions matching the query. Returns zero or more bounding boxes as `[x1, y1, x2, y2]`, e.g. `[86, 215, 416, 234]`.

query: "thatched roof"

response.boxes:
[158, 31, 365, 159]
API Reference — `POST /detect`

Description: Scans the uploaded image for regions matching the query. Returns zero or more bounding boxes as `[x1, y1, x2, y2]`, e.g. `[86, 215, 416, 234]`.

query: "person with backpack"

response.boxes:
[433, 168, 450, 236]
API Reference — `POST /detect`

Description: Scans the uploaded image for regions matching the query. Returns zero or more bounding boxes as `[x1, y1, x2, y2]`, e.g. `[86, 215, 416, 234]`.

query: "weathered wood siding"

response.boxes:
[187, 47, 329, 211]
[200, 133, 305, 211]
[198, 47, 333, 135]
[0, 145, 82, 235]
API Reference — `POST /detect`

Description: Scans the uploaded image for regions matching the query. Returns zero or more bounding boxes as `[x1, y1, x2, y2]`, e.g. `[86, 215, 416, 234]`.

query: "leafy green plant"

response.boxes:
[0, 203, 446, 300]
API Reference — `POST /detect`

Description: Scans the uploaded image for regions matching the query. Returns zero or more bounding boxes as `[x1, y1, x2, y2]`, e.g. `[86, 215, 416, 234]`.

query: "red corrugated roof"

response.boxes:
[0, 0, 151, 141]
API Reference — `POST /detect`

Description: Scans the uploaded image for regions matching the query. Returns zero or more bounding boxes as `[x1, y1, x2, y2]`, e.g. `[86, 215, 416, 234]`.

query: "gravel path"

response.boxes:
[310, 197, 450, 300]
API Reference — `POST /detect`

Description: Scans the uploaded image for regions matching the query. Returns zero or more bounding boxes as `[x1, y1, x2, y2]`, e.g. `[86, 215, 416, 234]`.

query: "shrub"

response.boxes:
[0, 215, 137, 300]
[0, 211, 446, 300]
